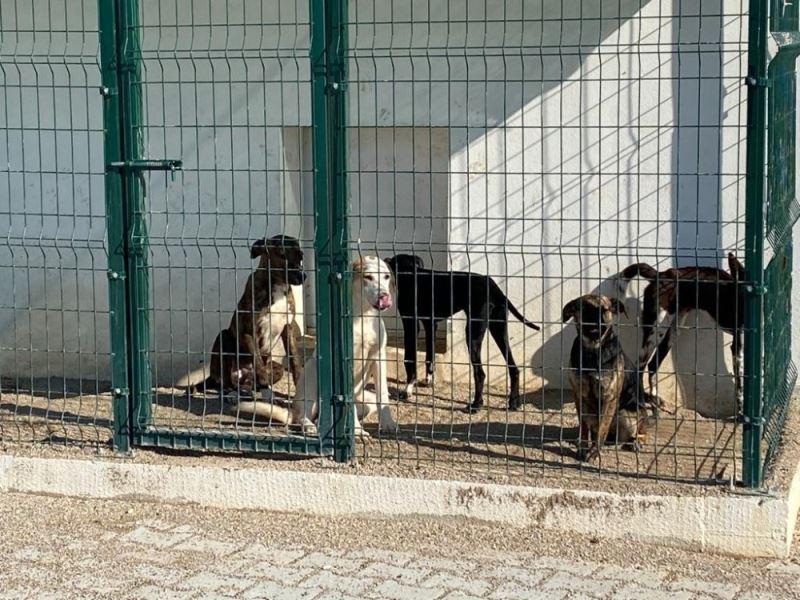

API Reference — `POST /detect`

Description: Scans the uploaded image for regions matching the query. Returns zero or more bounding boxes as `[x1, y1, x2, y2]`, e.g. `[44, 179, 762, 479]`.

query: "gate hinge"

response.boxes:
[107, 269, 126, 281]
[108, 159, 183, 173]
[739, 414, 765, 426]
[743, 284, 767, 296]
[326, 81, 343, 94]
[744, 75, 771, 88]
[333, 394, 353, 406]
[112, 387, 129, 398]
[99, 85, 117, 98]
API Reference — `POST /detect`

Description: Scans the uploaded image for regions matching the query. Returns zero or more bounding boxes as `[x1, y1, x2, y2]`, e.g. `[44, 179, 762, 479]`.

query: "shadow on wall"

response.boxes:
[527, 272, 737, 418]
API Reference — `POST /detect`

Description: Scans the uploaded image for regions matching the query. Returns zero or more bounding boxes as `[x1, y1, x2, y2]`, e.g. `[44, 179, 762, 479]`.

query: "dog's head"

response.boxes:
[385, 253, 424, 276]
[250, 235, 306, 286]
[353, 255, 394, 312]
[562, 294, 626, 344]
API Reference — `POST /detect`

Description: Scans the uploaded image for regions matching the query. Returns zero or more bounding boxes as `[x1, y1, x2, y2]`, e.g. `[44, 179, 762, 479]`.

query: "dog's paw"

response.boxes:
[378, 420, 398, 435]
[399, 382, 415, 401]
[420, 373, 434, 387]
[507, 396, 522, 411]
[580, 446, 600, 463]
[354, 426, 371, 439]
[295, 419, 317, 437]
[465, 403, 482, 415]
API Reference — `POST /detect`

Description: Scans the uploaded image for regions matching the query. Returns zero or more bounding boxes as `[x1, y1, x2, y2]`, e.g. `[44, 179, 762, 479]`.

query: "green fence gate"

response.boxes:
[98, 0, 354, 458]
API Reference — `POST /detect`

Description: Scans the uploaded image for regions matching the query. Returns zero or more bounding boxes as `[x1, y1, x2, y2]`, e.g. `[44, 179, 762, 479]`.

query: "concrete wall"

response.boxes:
[0, 0, 787, 412]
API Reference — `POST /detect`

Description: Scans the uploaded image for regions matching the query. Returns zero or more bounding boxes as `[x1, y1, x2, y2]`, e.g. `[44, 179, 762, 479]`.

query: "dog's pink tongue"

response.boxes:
[378, 294, 393, 310]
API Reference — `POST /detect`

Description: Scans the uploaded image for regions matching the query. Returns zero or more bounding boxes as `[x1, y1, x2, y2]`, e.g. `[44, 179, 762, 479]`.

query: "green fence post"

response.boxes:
[310, 0, 353, 461]
[98, 0, 132, 452]
[117, 0, 153, 433]
[742, 0, 769, 488]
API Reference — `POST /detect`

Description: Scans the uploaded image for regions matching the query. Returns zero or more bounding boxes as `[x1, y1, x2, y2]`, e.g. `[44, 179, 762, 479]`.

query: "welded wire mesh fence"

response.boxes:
[0, 0, 112, 445]
[0, 0, 795, 488]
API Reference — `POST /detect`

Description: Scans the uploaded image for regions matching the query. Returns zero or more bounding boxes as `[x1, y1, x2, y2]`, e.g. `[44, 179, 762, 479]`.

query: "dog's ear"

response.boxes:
[250, 239, 267, 259]
[413, 255, 424, 269]
[384, 256, 396, 272]
[562, 298, 581, 323]
[608, 297, 628, 318]
[728, 252, 745, 280]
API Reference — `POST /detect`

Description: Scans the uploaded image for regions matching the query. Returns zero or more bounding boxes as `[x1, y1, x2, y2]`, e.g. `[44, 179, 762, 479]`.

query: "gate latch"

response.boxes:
[108, 159, 183, 173]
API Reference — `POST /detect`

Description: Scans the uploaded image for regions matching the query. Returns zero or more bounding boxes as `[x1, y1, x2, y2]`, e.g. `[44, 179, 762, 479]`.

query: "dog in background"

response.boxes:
[290, 256, 398, 437]
[562, 294, 661, 462]
[619, 252, 745, 412]
[385, 254, 540, 413]
[192, 236, 306, 422]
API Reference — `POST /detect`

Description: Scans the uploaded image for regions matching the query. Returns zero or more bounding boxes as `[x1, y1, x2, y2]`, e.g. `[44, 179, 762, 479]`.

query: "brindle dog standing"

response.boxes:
[619, 252, 745, 412]
[193, 235, 306, 396]
[562, 294, 661, 462]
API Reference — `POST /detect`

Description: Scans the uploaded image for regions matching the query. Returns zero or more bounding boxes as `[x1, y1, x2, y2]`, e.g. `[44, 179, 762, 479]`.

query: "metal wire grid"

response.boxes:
[343, 1, 751, 484]
[0, 0, 112, 445]
[130, 0, 325, 446]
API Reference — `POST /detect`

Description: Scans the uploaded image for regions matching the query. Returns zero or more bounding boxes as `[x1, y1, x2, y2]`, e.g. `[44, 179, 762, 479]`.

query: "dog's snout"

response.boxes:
[377, 292, 392, 310]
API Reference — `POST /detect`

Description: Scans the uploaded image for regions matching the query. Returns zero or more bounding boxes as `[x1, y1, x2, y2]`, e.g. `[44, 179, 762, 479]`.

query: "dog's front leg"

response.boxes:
[587, 380, 618, 463]
[281, 322, 303, 389]
[399, 317, 419, 400]
[372, 353, 398, 434]
[422, 319, 437, 386]
[732, 332, 744, 415]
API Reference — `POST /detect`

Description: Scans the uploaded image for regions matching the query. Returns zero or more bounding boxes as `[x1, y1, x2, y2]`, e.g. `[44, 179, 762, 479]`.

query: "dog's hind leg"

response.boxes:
[466, 317, 488, 413]
[488, 319, 521, 410]
[399, 317, 419, 400]
[646, 323, 674, 394]
[281, 322, 302, 388]
[422, 319, 437, 386]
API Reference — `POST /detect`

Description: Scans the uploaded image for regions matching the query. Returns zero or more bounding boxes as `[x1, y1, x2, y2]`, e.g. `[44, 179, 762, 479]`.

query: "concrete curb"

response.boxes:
[0, 454, 797, 558]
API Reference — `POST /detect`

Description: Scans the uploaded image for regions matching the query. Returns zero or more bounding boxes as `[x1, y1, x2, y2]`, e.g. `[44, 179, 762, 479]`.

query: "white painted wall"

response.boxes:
[0, 0, 792, 411]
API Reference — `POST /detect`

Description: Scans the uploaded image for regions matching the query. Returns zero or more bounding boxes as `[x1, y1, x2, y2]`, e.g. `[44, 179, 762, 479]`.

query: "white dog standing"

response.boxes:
[291, 256, 398, 437]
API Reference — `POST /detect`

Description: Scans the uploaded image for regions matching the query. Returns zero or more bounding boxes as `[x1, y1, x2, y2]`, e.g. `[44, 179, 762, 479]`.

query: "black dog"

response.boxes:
[386, 254, 540, 412]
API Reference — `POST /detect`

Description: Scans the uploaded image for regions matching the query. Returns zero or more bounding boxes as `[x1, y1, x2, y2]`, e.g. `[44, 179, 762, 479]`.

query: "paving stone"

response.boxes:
[300, 571, 376, 596]
[243, 581, 322, 600]
[361, 561, 432, 585]
[490, 581, 566, 600]
[173, 537, 238, 556]
[176, 572, 255, 595]
[612, 585, 697, 600]
[237, 544, 306, 565]
[593, 564, 666, 588]
[129, 586, 192, 600]
[667, 578, 740, 600]
[532, 557, 598, 577]
[486, 565, 550, 588]
[542, 571, 616, 596]
[420, 572, 492, 596]
[344, 548, 415, 566]
[122, 526, 193, 549]
[374, 580, 445, 600]
[294, 551, 366, 573]
[440, 592, 487, 600]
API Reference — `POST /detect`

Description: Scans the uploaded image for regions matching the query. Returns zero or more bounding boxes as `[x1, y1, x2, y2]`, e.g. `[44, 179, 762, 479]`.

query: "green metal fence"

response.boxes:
[0, 0, 796, 489]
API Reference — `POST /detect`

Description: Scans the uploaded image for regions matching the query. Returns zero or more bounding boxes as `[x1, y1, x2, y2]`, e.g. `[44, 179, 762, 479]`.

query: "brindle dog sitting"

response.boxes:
[193, 235, 306, 396]
[562, 294, 662, 462]
[197, 327, 284, 395]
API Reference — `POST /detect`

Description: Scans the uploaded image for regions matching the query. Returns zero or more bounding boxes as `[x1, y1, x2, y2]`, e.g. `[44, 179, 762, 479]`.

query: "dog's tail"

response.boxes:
[233, 399, 292, 425]
[617, 262, 660, 295]
[491, 283, 540, 330]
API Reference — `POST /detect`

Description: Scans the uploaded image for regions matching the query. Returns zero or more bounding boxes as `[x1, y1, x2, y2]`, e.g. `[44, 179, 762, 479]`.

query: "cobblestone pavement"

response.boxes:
[0, 493, 798, 599]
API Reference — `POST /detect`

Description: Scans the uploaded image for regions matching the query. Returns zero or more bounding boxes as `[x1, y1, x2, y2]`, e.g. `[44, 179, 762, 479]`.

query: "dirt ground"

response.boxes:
[4, 351, 795, 498]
